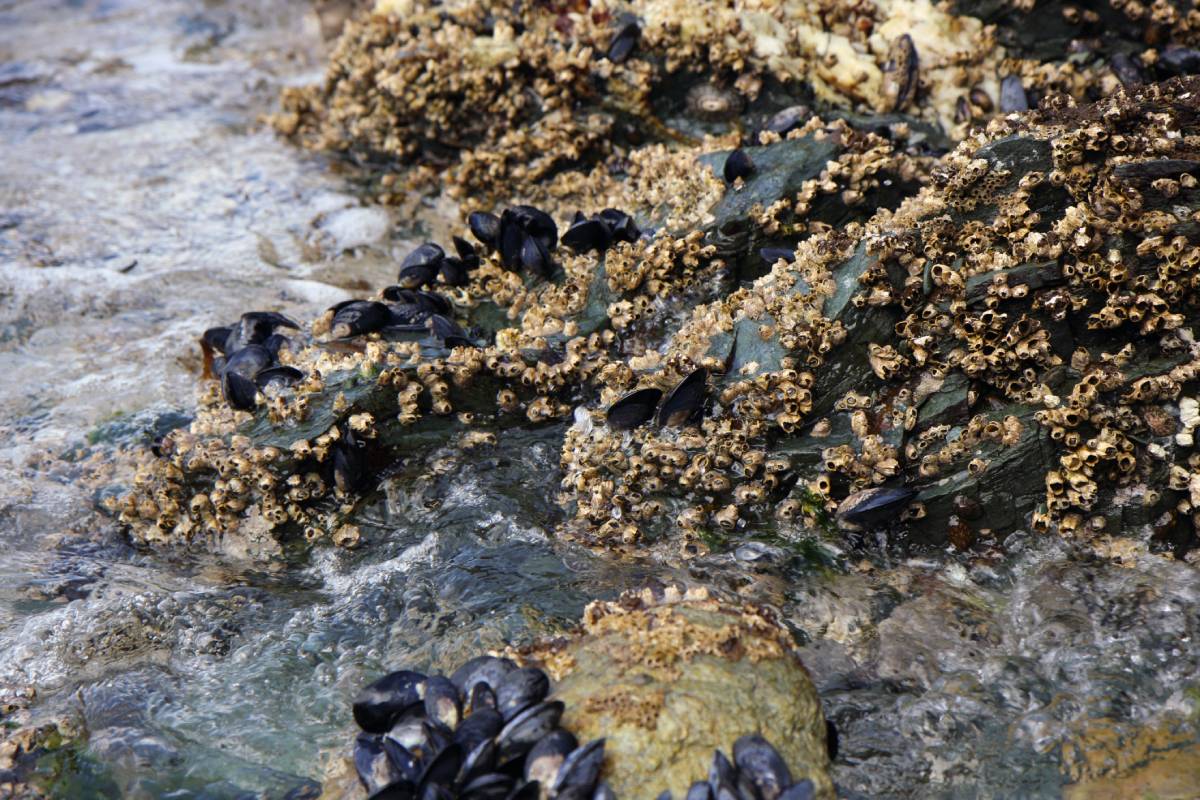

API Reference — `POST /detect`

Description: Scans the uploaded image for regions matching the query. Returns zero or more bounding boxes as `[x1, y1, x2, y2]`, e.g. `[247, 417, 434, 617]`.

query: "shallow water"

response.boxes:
[1, 1, 1199, 798]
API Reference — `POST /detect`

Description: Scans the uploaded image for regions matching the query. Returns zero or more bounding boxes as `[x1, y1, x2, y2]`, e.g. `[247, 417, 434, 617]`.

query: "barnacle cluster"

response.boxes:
[276, 0, 1179, 202]
[112, 111, 925, 549]
[557, 76, 1200, 552]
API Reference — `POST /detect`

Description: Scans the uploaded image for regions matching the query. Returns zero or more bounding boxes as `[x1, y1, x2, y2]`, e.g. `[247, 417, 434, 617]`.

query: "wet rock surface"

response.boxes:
[5, 0, 1200, 797]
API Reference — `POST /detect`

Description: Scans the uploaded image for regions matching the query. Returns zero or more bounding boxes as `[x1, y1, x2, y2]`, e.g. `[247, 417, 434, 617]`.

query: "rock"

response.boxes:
[522, 585, 834, 799]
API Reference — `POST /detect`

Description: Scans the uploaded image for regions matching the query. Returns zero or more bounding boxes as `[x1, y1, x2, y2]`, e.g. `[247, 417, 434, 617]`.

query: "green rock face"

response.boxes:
[535, 588, 833, 799]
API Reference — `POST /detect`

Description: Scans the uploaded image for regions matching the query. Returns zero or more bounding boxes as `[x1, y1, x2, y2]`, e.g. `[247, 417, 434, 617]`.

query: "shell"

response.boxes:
[607, 388, 663, 431]
[658, 368, 708, 427]
[685, 83, 744, 122]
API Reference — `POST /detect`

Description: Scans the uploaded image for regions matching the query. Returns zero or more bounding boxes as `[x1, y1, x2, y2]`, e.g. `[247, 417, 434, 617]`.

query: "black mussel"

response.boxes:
[606, 387, 663, 431]
[383, 288, 453, 318]
[202, 325, 232, 354]
[709, 750, 737, 792]
[884, 33, 918, 111]
[606, 14, 639, 64]
[399, 243, 446, 287]
[759, 247, 794, 265]
[355, 733, 403, 794]
[401, 242, 446, 271]
[454, 707, 505, 754]
[497, 701, 565, 763]
[430, 314, 474, 348]
[968, 87, 992, 112]
[383, 286, 419, 304]
[461, 773, 513, 800]
[386, 302, 433, 329]
[519, 234, 554, 278]
[561, 218, 611, 253]
[369, 783, 417, 800]
[386, 708, 431, 754]
[417, 291, 453, 316]
[1110, 52, 1145, 87]
[382, 739, 421, 784]
[255, 365, 304, 390]
[354, 670, 428, 733]
[495, 667, 550, 721]
[826, 720, 838, 761]
[452, 235, 479, 268]
[425, 719, 453, 753]
[399, 263, 439, 289]
[439, 257, 471, 287]
[1158, 46, 1200, 76]
[656, 793, 672, 800]
[552, 739, 605, 797]
[499, 215, 525, 270]
[424, 675, 462, 730]
[954, 96, 971, 124]
[262, 332, 291, 359]
[592, 785, 616, 800]
[469, 212, 501, 249]
[525, 729, 578, 787]
[221, 344, 272, 410]
[686, 781, 714, 800]
[225, 311, 299, 353]
[714, 787, 738, 800]
[734, 735, 792, 800]
[222, 343, 271, 379]
[777, 781, 815, 800]
[764, 105, 808, 136]
[416, 743, 464, 794]
[470, 682, 497, 713]
[222, 370, 259, 411]
[998, 75, 1028, 113]
[459, 738, 499, 787]
[332, 300, 393, 338]
[506, 782, 541, 800]
[598, 208, 639, 243]
[658, 368, 707, 428]
[510, 205, 558, 251]
[419, 784, 453, 800]
[723, 149, 755, 183]
[835, 486, 917, 528]
[452, 656, 518, 698]
[331, 427, 368, 494]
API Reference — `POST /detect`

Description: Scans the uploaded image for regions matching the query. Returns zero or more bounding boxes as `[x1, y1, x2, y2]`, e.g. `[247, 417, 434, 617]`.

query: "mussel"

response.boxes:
[658, 368, 707, 428]
[350, 659, 607, 800]
[723, 149, 755, 183]
[606, 388, 663, 431]
[606, 14, 639, 64]
[998, 75, 1028, 113]
[835, 486, 917, 529]
[882, 34, 918, 112]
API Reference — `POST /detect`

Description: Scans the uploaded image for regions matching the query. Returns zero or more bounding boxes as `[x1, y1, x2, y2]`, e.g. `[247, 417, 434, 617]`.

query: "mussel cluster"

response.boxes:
[201, 311, 303, 410]
[661, 736, 816, 800]
[350, 657, 822, 800]
[469, 206, 560, 279]
[606, 368, 708, 431]
[560, 209, 641, 255]
[350, 656, 609, 800]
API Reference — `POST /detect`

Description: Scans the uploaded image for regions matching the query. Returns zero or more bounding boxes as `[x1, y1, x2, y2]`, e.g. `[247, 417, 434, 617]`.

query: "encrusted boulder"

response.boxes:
[519, 585, 833, 799]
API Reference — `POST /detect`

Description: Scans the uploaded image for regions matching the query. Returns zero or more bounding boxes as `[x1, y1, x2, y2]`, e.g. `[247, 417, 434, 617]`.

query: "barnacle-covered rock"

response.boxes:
[558, 76, 1200, 554]
[518, 585, 833, 799]
[110, 114, 923, 551]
